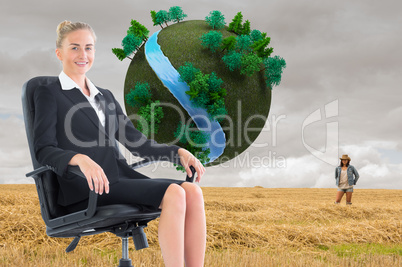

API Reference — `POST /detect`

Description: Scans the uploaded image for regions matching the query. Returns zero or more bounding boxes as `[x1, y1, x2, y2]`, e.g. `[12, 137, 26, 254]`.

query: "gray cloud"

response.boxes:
[0, 116, 32, 183]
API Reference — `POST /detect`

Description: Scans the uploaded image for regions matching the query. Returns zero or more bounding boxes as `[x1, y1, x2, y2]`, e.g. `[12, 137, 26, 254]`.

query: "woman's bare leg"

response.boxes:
[335, 191, 344, 203]
[158, 184, 186, 267]
[346, 192, 353, 203]
[181, 182, 206, 267]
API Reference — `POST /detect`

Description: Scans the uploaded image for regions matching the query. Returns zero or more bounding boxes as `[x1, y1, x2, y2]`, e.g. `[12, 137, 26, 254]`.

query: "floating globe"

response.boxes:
[124, 20, 271, 166]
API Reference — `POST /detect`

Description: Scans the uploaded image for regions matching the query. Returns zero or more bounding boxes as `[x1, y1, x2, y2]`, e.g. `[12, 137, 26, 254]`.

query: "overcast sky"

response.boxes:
[1, 0, 401, 189]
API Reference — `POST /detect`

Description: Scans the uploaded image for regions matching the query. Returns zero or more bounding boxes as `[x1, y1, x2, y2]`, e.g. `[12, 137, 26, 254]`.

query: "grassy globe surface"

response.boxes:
[124, 20, 271, 166]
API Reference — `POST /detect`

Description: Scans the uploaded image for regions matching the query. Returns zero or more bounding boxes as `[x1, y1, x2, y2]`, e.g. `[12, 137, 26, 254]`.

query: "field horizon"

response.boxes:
[1, 185, 401, 266]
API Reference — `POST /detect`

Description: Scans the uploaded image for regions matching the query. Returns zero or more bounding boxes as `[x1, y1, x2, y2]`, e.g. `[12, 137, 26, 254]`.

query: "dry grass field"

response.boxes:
[0, 184, 401, 266]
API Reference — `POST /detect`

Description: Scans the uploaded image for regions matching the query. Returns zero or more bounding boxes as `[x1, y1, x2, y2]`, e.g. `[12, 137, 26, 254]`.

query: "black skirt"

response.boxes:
[65, 170, 185, 213]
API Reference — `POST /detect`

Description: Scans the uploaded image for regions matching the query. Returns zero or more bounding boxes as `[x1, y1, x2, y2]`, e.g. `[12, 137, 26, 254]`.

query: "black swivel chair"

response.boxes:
[22, 76, 195, 267]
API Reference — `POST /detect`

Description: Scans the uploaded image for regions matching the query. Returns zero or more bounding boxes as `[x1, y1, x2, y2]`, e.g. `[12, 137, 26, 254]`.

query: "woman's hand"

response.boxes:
[178, 148, 206, 183]
[69, 154, 109, 195]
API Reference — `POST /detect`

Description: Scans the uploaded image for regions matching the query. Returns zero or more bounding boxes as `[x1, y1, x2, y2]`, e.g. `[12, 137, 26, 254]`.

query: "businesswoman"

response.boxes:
[334, 154, 359, 205]
[33, 21, 206, 267]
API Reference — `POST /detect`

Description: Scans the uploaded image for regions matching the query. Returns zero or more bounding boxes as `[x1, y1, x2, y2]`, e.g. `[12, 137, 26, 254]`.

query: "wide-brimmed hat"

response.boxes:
[340, 154, 351, 161]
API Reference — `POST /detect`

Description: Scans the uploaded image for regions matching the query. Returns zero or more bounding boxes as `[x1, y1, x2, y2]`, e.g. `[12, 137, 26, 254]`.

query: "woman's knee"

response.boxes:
[160, 184, 186, 211]
[181, 182, 204, 204]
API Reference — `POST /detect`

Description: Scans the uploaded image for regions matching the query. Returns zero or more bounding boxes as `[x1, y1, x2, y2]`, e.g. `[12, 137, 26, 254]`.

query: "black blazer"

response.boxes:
[33, 79, 181, 206]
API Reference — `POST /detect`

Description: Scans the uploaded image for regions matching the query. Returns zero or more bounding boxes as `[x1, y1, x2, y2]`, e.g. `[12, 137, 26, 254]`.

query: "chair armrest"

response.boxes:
[67, 166, 98, 217]
[25, 165, 98, 228]
[130, 159, 197, 183]
[185, 166, 196, 183]
[25, 165, 52, 178]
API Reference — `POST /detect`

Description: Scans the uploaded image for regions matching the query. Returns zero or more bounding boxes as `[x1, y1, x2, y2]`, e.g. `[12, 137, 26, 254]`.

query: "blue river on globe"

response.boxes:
[145, 30, 226, 163]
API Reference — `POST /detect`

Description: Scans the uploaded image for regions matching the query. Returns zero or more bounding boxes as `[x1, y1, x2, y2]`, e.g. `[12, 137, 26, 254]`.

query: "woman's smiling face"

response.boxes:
[56, 29, 95, 78]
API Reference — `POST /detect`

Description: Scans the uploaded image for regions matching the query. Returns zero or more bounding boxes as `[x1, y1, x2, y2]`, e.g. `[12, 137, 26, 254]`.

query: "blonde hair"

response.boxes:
[56, 20, 97, 48]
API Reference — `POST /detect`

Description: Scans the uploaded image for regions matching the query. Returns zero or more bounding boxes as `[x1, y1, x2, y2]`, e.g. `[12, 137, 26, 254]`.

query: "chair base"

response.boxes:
[118, 258, 134, 267]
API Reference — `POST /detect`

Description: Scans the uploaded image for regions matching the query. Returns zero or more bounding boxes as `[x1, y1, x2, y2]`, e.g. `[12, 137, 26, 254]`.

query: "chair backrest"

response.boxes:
[22, 76, 67, 217]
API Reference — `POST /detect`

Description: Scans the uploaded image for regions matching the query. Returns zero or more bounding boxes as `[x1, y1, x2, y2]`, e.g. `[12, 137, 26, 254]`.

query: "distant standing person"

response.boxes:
[334, 155, 360, 205]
